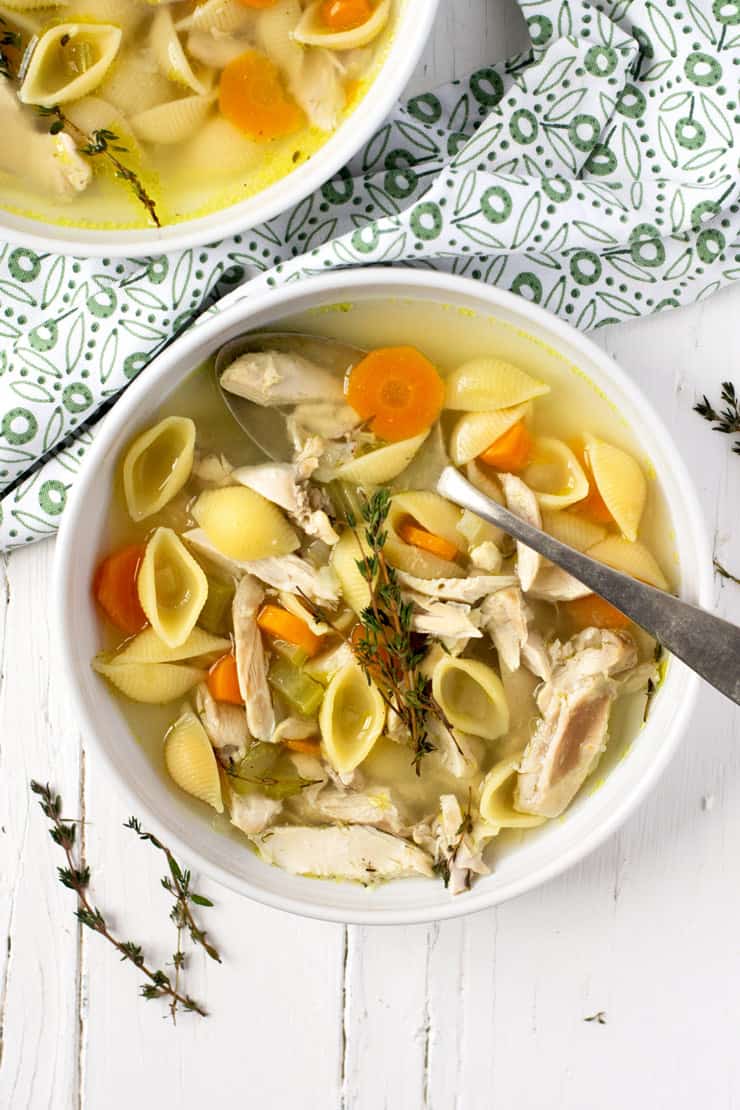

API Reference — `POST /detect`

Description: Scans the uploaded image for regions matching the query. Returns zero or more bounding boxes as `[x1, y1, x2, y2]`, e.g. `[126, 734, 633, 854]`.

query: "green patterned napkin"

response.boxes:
[1, 0, 738, 549]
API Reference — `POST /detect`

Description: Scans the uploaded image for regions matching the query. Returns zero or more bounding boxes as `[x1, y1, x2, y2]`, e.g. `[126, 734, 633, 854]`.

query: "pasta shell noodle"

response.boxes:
[431, 656, 509, 741]
[164, 707, 224, 812]
[123, 416, 196, 522]
[319, 662, 386, 775]
[137, 527, 209, 649]
[19, 22, 123, 108]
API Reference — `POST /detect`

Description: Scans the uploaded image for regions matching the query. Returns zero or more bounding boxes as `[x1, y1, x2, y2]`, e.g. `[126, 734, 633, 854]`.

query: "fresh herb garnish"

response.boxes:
[38, 108, 160, 227]
[694, 381, 740, 452]
[0, 18, 20, 81]
[32, 781, 217, 1021]
[584, 1011, 607, 1025]
[433, 789, 474, 890]
[714, 559, 740, 585]
[348, 489, 456, 774]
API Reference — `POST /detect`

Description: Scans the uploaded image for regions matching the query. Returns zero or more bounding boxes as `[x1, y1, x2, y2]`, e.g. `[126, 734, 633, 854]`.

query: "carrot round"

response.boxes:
[398, 518, 460, 563]
[93, 544, 148, 635]
[321, 0, 373, 29]
[564, 595, 630, 631]
[346, 346, 445, 442]
[257, 604, 323, 657]
[478, 419, 532, 471]
[283, 737, 322, 756]
[208, 653, 244, 705]
[219, 50, 304, 141]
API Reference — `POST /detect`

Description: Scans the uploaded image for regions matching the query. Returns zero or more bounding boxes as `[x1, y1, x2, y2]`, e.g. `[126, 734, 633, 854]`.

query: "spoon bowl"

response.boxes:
[215, 331, 366, 461]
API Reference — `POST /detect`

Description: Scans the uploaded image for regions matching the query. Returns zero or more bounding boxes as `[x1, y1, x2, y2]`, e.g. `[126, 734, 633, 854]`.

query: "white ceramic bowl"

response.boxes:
[55, 269, 713, 924]
[1, 0, 439, 259]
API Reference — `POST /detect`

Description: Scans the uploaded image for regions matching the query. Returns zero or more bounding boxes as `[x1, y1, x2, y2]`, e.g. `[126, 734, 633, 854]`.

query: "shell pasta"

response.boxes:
[0, 0, 396, 228]
[91, 318, 672, 893]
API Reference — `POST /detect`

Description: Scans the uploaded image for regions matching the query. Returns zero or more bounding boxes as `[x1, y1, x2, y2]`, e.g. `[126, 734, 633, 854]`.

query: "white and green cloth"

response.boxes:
[0, 0, 738, 549]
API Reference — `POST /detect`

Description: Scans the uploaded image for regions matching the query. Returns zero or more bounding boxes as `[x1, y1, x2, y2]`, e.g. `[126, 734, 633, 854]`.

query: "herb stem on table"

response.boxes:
[32, 781, 218, 1021]
[694, 381, 740, 451]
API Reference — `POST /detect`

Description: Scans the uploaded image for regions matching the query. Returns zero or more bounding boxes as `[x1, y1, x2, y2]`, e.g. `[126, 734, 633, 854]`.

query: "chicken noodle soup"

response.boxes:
[0, 0, 394, 229]
[91, 304, 672, 893]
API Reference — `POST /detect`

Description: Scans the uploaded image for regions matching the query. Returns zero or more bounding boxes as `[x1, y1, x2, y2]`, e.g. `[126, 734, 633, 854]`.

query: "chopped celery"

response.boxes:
[228, 741, 316, 800]
[269, 657, 324, 717]
[199, 575, 235, 635]
[270, 638, 309, 668]
[326, 480, 364, 525]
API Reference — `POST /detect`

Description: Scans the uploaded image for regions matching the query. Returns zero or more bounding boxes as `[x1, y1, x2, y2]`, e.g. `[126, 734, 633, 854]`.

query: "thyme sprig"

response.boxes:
[348, 489, 455, 774]
[38, 108, 160, 227]
[0, 19, 20, 81]
[31, 781, 214, 1021]
[694, 381, 740, 452]
[433, 789, 474, 890]
[714, 559, 740, 585]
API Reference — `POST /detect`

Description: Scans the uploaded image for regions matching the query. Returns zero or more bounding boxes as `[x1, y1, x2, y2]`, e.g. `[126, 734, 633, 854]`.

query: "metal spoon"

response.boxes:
[217, 333, 740, 707]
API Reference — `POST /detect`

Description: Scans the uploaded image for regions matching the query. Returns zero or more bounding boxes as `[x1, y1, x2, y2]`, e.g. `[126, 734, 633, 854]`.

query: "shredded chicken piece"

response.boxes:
[253, 825, 434, 881]
[434, 795, 491, 895]
[195, 683, 249, 765]
[271, 716, 319, 744]
[233, 575, 275, 742]
[499, 474, 590, 601]
[499, 473, 542, 591]
[292, 782, 405, 834]
[233, 459, 339, 545]
[395, 570, 517, 604]
[469, 541, 503, 573]
[0, 79, 92, 196]
[192, 452, 234, 487]
[515, 628, 638, 818]
[480, 586, 529, 671]
[184, 529, 341, 603]
[428, 718, 480, 780]
[289, 401, 360, 440]
[408, 595, 483, 640]
[220, 350, 344, 406]
[230, 792, 283, 837]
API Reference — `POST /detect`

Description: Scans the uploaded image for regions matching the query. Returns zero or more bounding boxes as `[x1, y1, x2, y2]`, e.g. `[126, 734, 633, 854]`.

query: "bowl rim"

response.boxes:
[54, 267, 714, 924]
[0, 0, 440, 259]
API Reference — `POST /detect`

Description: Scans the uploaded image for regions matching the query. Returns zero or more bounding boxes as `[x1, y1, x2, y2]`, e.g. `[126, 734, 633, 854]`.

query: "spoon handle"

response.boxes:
[437, 466, 740, 706]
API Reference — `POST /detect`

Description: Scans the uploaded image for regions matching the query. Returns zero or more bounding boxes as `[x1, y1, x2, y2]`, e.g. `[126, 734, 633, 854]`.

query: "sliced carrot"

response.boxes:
[257, 604, 323, 657]
[398, 518, 460, 563]
[478, 419, 532, 471]
[346, 346, 445, 442]
[564, 594, 631, 631]
[208, 652, 244, 705]
[320, 0, 373, 29]
[219, 50, 304, 141]
[570, 441, 614, 525]
[93, 544, 148, 635]
[283, 737, 322, 756]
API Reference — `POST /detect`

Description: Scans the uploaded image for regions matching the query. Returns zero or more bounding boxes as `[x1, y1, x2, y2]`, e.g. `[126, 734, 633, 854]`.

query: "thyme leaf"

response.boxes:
[38, 109, 160, 227]
[349, 489, 457, 774]
[31, 780, 214, 1022]
[584, 1011, 607, 1025]
[714, 559, 740, 585]
[694, 382, 740, 452]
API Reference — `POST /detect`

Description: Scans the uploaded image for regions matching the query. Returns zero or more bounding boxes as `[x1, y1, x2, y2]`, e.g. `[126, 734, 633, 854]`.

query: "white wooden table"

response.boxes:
[3, 4, 740, 1107]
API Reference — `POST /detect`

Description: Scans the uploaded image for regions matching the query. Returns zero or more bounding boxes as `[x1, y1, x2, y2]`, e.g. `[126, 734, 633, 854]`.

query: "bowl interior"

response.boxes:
[56, 271, 712, 923]
[0, 0, 438, 258]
